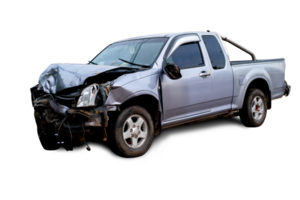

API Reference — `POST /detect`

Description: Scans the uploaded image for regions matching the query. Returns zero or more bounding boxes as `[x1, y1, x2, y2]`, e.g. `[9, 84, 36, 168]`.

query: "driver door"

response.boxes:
[161, 35, 213, 123]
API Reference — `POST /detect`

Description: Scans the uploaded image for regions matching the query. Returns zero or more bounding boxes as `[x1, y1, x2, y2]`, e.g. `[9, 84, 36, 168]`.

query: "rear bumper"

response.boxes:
[284, 81, 291, 97]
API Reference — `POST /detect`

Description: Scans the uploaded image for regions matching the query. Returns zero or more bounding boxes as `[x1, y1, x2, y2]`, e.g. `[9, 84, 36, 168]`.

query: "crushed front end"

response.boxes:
[31, 83, 111, 151]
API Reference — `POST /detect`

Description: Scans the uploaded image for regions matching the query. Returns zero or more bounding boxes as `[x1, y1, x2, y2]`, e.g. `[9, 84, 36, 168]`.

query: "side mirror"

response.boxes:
[163, 63, 182, 80]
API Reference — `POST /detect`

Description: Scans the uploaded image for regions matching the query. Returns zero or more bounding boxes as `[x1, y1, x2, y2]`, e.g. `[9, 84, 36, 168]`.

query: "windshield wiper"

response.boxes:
[88, 60, 98, 65]
[118, 58, 150, 68]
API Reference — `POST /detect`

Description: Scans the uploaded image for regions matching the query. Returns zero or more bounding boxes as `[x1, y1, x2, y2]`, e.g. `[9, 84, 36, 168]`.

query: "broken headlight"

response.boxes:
[77, 83, 99, 107]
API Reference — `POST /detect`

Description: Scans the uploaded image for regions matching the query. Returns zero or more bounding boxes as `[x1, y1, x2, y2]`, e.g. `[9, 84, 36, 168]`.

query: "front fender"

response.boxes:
[105, 74, 161, 110]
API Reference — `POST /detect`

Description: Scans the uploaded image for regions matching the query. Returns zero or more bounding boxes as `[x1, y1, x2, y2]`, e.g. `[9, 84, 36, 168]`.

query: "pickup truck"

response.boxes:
[31, 31, 291, 157]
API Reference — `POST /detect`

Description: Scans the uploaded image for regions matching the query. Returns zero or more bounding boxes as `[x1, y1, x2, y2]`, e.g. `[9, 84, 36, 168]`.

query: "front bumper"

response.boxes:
[33, 97, 107, 151]
[34, 98, 103, 126]
[285, 81, 291, 97]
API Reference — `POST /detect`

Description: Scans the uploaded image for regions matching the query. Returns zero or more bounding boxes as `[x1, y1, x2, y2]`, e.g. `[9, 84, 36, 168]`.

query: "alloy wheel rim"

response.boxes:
[251, 96, 264, 120]
[122, 114, 148, 149]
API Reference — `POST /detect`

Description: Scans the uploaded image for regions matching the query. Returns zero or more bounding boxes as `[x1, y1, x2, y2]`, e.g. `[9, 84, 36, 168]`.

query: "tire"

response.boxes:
[108, 106, 154, 158]
[239, 89, 267, 127]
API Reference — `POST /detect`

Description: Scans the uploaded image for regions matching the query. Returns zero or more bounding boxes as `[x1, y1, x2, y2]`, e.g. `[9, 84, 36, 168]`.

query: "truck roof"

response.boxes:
[114, 31, 259, 62]
[116, 31, 213, 43]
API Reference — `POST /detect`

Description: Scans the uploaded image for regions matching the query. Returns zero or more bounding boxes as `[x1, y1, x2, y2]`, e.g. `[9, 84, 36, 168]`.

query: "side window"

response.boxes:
[166, 42, 204, 69]
[202, 35, 225, 70]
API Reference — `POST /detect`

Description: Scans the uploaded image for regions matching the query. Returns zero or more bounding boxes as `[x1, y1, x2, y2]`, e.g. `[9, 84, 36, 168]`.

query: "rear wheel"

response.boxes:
[239, 89, 267, 127]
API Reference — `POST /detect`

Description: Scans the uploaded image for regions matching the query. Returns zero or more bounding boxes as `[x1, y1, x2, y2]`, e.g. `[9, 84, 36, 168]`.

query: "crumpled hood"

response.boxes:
[39, 63, 122, 94]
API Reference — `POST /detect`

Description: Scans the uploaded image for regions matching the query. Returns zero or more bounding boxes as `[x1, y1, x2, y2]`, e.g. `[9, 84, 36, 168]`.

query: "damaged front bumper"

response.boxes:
[32, 85, 109, 151]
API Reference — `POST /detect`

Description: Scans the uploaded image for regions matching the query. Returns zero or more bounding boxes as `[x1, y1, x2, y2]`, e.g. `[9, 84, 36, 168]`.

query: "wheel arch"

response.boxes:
[119, 94, 162, 134]
[243, 77, 272, 109]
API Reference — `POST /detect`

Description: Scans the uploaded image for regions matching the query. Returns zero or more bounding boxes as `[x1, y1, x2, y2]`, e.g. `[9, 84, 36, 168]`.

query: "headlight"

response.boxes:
[77, 83, 99, 107]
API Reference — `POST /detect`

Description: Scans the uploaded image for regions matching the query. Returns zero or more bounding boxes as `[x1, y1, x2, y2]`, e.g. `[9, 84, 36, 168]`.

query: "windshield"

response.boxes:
[91, 38, 168, 68]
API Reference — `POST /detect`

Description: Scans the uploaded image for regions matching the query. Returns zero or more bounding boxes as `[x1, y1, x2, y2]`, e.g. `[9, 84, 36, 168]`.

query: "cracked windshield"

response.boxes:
[92, 38, 168, 67]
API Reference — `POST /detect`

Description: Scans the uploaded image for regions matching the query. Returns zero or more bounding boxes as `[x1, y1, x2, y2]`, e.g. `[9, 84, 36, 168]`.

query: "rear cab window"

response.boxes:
[202, 35, 225, 70]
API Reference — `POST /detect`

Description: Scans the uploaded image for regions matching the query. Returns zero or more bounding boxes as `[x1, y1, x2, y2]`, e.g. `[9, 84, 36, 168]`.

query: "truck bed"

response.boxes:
[230, 58, 286, 111]
[230, 58, 284, 66]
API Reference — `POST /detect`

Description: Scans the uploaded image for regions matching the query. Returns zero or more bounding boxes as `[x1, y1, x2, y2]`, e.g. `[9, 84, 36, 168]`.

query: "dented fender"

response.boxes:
[105, 72, 161, 110]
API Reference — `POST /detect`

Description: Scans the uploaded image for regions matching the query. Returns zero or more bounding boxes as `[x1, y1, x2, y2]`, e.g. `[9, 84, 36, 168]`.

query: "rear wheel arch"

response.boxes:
[244, 78, 271, 109]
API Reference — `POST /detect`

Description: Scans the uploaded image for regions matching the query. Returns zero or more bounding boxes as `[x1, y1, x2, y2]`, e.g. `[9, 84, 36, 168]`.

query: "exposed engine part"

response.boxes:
[101, 82, 112, 97]
[49, 100, 69, 116]
[82, 110, 102, 127]
[40, 108, 59, 123]
[35, 94, 55, 102]
[95, 86, 109, 127]
[101, 126, 108, 141]
[67, 109, 94, 119]
[33, 98, 49, 107]
[81, 124, 91, 151]
[66, 123, 73, 150]
[64, 108, 103, 133]
[57, 115, 68, 144]
[95, 83, 110, 141]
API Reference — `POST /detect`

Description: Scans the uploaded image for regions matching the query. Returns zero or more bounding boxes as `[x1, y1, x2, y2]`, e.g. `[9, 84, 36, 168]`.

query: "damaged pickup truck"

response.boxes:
[31, 31, 291, 157]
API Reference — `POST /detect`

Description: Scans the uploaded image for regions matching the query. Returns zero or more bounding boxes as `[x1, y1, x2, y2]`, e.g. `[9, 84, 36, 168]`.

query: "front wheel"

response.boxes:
[239, 89, 267, 127]
[108, 106, 154, 158]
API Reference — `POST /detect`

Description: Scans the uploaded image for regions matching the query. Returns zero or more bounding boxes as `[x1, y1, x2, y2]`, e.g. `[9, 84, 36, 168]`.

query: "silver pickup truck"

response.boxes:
[31, 31, 291, 157]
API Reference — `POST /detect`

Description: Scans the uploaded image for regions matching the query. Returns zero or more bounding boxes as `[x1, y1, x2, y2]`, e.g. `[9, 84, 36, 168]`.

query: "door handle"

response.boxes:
[199, 71, 210, 77]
